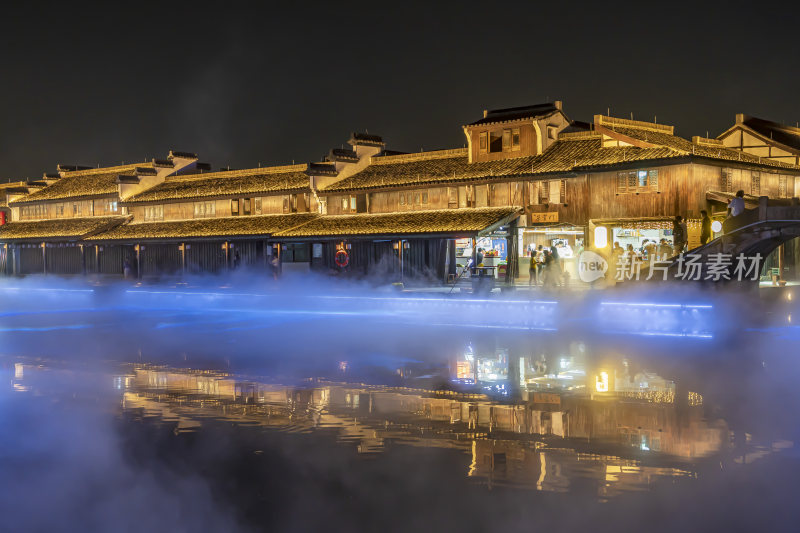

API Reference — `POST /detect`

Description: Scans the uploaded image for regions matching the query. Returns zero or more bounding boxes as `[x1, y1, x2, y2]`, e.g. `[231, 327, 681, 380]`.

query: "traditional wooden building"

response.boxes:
[0, 152, 198, 275]
[718, 114, 800, 166]
[90, 162, 326, 276]
[3, 103, 800, 282]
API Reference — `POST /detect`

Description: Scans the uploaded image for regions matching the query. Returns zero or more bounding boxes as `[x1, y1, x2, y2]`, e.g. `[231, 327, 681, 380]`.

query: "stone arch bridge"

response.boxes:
[645, 197, 800, 286]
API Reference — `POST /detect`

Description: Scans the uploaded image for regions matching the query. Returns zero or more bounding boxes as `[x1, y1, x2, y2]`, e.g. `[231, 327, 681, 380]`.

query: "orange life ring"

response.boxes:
[335, 249, 349, 268]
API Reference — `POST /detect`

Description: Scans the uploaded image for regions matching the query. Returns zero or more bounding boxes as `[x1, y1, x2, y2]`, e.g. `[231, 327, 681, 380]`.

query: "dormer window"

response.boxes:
[490, 131, 503, 152]
[547, 125, 557, 140]
[489, 128, 520, 153]
[479, 132, 488, 154]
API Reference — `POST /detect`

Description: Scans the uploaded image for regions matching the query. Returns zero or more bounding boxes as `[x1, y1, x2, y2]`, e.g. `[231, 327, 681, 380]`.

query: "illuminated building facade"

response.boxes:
[2, 104, 800, 280]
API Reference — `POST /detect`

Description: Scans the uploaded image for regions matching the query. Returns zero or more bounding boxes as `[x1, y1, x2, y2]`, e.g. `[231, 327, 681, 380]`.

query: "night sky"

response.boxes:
[2, 2, 798, 179]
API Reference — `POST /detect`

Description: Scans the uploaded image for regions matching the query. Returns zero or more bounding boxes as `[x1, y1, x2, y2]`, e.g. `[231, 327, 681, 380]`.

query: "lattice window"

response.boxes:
[720, 169, 733, 193]
[779, 175, 787, 198]
[539, 180, 549, 204]
[617, 170, 658, 193]
[751, 171, 761, 196]
[560, 179, 567, 203]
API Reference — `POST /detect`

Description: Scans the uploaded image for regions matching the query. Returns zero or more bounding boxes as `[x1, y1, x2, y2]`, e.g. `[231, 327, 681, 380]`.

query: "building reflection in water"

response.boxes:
[106, 350, 730, 499]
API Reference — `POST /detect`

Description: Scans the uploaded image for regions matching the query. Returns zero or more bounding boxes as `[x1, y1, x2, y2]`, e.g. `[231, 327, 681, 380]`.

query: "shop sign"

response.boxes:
[532, 392, 561, 405]
[578, 250, 609, 283]
[528, 212, 559, 224]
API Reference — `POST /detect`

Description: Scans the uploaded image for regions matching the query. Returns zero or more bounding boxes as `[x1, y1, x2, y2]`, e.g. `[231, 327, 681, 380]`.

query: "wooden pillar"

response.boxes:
[79, 244, 86, 276]
[180, 243, 186, 276]
[759, 196, 769, 221]
[94, 245, 100, 274]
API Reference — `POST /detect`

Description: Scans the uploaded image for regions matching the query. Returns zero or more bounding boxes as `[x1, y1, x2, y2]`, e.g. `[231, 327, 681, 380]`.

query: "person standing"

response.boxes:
[700, 210, 713, 245]
[528, 249, 538, 286]
[549, 245, 562, 286]
[724, 190, 746, 233]
[672, 216, 686, 256]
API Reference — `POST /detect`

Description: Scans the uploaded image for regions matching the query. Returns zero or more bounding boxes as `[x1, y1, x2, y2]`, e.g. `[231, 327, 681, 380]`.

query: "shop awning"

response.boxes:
[273, 207, 521, 239]
[0, 216, 127, 242]
[85, 213, 318, 242]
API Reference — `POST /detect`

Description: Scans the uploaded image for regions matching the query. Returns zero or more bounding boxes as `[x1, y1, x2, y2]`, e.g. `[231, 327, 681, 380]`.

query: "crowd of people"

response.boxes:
[527, 242, 577, 288]
[520, 190, 749, 288]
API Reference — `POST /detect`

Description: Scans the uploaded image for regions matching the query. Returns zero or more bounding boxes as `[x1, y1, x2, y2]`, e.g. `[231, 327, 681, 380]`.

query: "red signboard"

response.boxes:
[0, 211, 5, 225]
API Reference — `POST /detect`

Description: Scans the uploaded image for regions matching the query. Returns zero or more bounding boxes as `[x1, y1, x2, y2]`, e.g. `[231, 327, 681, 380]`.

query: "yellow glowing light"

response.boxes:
[595, 371, 609, 392]
[594, 226, 608, 248]
[711, 220, 722, 233]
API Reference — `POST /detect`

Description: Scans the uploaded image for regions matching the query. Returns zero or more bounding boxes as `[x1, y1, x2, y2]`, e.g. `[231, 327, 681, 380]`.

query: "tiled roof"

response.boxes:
[349, 132, 384, 146]
[123, 165, 310, 204]
[86, 213, 317, 241]
[735, 116, 800, 153]
[595, 116, 800, 170]
[322, 140, 681, 192]
[0, 181, 28, 207]
[468, 102, 561, 126]
[274, 207, 519, 237]
[0, 216, 127, 241]
[12, 163, 152, 204]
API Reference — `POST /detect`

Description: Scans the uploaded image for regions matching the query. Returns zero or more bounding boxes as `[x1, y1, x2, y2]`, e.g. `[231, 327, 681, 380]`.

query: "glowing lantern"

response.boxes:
[711, 221, 722, 233]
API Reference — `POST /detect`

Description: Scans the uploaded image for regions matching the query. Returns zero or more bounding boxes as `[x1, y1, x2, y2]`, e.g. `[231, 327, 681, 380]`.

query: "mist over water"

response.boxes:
[2, 274, 800, 531]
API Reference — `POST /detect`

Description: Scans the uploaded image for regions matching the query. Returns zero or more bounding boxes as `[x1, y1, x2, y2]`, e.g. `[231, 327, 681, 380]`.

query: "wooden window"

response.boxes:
[617, 170, 658, 193]
[414, 193, 421, 205]
[341, 197, 348, 210]
[466, 185, 475, 207]
[73, 203, 81, 216]
[720, 169, 733, 193]
[512, 128, 521, 151]
[421, 192, 428, 204]
[489, 131, 503, 153]
[547, 125, 557, 140]
[559, 179, 567, 204]
[779, 175, 788, 198]
[399, 193, 406, 206]
[349, 196, 356, 211]
[479, 132, 488, 154]
[448, 187, 458, 208]
[254, 197, 262, 214]
[193, 201, 215, 218]
[243, 198, 251, 215]
[56, 204, 65, 217]
[648, 170, 658, 190]
[539, 181, 549, 204]
[549, 180, 561, 204]
[231, 199, 240, 216]
[502, 129, 512, 152]
[616, 173, 628, 193]
[751, 171, 761, 196]
[144, 205, 163, 221]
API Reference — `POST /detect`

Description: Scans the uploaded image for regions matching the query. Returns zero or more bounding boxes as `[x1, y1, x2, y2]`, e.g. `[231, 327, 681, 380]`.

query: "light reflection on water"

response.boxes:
[10, 359, 783, 504]
[3, 282, 800, 531]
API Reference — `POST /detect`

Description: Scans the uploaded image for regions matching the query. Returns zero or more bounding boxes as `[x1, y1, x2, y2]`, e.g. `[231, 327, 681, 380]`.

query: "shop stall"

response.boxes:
[517, 224, 585, 282]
